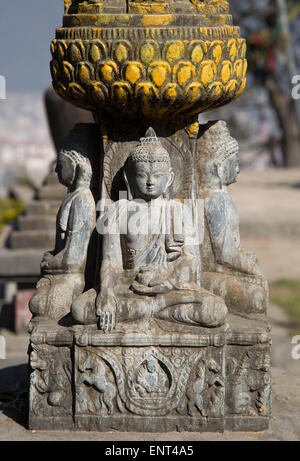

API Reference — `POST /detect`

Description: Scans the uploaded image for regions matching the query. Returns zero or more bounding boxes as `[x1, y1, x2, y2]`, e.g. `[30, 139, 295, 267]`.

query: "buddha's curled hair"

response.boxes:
[126, 127, 171, 170]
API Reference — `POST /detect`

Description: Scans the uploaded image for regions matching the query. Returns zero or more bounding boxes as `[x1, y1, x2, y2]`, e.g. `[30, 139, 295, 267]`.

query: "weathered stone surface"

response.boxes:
[28, 316, 271, 432]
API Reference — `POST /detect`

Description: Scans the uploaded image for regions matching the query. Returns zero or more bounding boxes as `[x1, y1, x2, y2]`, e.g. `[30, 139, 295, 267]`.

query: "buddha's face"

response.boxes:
[56, 154, 75, 188]
[129, 161, 174, 201]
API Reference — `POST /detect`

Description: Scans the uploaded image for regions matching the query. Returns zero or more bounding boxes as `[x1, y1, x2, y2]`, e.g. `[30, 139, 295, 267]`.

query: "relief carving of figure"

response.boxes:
[72, 128, 227, 331]
[186, 360, 207, 416]
[206, 358, 225, 417]
[135, 357, 169, 396]
[228, 349, 271, 417]
[186, 357, 224, 418]
[29, 132, 96, 324]
[30, 346, 72, 409]
[197, 121, 268, 318]
[79, 355, 117, 414]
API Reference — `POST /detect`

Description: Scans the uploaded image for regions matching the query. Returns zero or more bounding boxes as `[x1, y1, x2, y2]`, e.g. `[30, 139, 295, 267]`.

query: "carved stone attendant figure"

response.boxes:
[29, 136, 96, 323]
[72, 128, 227, 331]
[197, 121, 268, 317]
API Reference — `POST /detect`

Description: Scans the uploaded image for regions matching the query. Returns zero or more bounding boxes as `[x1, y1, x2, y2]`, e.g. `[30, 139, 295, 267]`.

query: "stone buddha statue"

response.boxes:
[29, 134, 96, 324]
[72, 128, 227, 332]
[197, 121, 268, 318]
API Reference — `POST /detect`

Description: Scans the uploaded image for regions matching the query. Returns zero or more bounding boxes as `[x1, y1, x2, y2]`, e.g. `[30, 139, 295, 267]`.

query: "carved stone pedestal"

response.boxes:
[28, 316, 271, 432]
[27, 1, 271, 434]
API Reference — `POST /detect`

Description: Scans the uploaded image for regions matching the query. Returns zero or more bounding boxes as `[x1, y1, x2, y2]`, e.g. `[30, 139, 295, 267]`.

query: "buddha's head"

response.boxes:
[197, 121, 240, 189]
[57, 137, 92, 190]
[146, 358, 158, 374]
[124, 128, 174, 201]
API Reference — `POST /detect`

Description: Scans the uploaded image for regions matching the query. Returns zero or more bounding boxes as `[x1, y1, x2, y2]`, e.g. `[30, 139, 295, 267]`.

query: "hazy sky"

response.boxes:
[0, 0, 64, 92]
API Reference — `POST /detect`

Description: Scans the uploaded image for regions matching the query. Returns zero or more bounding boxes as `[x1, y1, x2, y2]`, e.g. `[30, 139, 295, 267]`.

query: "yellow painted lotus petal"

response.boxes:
[163, 83, 178, 102]
[200, 61, 216, 85]
[115, 43, 128, 63]
[238, 39, 247, 58]
[176, 65, 194, 87]
[235, 78, 247, 97]
[62, 61, 74, 82]
[208, 81, 223, 98]
[166, 41, 184, 63]
[68, 82, 86, 99]
[50, 40, 57, 57]
[152, 67, 167, 87]
[185, 83, 202, 103]
[221, 61, 232, 84]
[234, 59, 243, 79]
[112, 83, 132, 105]
[136, 82, 158, 98]
[100, 62, 118, 83]
[125, 63, 142, 85]
[242, 59, 248, 78]
[58, 42, 67, 62]
[228, 39, 238, 62]
[225, 79, 238, 93]
[89, 43, 101, 63]
[78, 63, 94, 85]
[191, 45, 203, 66]
[51, 60, 60, 79]
[69, 44, 82, 64]
[140, 43, 155, 64]
[91, 82, 107, 103]
[212, 44, 222, 65]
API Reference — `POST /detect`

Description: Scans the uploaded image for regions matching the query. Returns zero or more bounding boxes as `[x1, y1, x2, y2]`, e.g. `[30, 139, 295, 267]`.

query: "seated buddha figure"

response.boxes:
[197, 121, 268, 318]
[29, 134, 96, 323]
[72, 128, 227, 332]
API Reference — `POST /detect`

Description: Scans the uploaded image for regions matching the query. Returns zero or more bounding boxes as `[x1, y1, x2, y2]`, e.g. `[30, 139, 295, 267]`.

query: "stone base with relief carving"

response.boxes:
[28, 315, 271, 432]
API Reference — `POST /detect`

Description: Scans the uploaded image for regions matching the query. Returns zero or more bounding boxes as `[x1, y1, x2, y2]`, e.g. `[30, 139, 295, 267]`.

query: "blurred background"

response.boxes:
[0, 1, 300, 377]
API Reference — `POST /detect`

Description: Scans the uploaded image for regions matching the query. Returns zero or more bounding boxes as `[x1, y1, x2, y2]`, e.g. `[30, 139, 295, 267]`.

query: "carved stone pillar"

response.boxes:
[28, 0, 271, 432]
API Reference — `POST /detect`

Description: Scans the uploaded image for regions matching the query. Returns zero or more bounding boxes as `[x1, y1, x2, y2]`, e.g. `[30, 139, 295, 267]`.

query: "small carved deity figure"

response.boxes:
[72, 128, 227, 331]
[29, 134, 96, 324]
[228, 349, 271, 417]
[186, 360, 207, 416]
[197, 121, 268, 317]
[30, 346, 72, 410]
[206, 358, 225, 417]
[135, 357, 168, 396]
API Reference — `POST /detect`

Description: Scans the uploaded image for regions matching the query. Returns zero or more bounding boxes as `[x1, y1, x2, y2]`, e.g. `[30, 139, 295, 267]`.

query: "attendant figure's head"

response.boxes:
[57, 137, 92, 190]
[146, 358, 158, 374]
[197, 121, 240, 189]
[124, 128, 174, 201]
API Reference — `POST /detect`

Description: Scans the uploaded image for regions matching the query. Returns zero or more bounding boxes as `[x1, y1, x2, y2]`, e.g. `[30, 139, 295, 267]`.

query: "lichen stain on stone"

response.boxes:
[140, 15, 175, 27]
[125, 64, 141, 85]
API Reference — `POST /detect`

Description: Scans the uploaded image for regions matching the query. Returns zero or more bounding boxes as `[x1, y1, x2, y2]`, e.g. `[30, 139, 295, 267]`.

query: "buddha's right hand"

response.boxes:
[96, 289, 118, 333]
